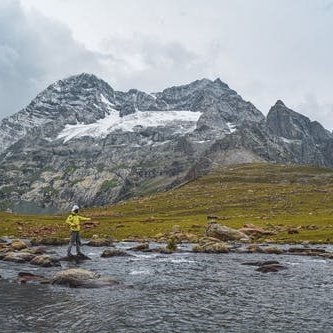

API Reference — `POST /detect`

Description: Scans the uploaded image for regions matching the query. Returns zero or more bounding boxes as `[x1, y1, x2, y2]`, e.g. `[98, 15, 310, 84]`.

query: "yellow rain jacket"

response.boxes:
[66, 212, 91, 231]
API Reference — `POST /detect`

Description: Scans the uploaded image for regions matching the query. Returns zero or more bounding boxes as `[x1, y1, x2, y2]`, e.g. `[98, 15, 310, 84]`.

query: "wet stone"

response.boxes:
[17, 272, 50, 285]
[101, 249, 132, 258]
[30, 255, 61, 267]
[256, 264, 288, 273]
[51, 268, 119, 288]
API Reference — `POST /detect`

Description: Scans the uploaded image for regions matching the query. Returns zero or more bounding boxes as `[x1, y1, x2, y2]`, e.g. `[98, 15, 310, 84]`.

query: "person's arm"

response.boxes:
[78, 215, 91, 222]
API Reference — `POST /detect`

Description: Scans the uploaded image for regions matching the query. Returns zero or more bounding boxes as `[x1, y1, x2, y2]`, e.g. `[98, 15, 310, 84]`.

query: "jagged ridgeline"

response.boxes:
[0, 73, 332, 213]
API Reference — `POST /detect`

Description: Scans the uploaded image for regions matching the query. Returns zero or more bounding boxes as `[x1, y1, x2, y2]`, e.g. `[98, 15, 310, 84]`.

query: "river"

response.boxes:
[0, 243, 333, 333]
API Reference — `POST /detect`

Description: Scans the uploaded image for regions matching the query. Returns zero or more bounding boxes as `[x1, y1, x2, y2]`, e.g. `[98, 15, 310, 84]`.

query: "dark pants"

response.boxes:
[67, 231, 81, 255]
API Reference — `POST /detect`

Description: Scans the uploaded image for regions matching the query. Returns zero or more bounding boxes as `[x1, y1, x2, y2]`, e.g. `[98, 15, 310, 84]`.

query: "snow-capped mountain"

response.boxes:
[0, 73, 332, 213]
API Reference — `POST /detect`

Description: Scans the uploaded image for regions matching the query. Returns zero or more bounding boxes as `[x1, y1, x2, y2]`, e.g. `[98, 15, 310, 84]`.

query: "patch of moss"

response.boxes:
[101, 179, 119, 191]
[0, 186, 15, 194]
[64, 165, 77, 174]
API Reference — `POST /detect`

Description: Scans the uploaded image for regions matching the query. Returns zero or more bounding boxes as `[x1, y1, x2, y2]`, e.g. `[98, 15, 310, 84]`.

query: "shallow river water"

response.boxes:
[0, 243, 333, 333]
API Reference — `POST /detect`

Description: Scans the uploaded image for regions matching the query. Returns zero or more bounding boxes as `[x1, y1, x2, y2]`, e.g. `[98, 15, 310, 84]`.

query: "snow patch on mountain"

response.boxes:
[57, 109, 202, 143]
[227, 122, 237, 133]
[100, 94, 114, 106]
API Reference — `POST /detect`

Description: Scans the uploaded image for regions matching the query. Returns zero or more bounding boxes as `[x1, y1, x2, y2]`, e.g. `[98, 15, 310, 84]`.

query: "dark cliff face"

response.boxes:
[267, 100, 331, 143]
[0, 74, 332, 213]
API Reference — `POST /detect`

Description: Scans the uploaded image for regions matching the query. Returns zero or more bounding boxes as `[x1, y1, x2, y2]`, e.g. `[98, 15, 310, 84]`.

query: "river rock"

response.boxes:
[239, 227, 275, 237]
[318, 252, 333, 259]
[256, 264, 287, 273]
[10, 240, 28, 251]
[17, 272, 50, 284]
[128, 243, 149, 251]
[30, 255, 61, 267]
[0, 247, 12, 258]
[3, 252, 35, 263]
[101, 249, 132, 258]
[264, 247, 284, 254]
[60, 253, 91, 262]
[242, 260, 280, 266]
[245, 244, 265, 253]
[51, 268, 119, 288]
[205, 223, 250, 242]
[287, 247, 326, 255]
[86, 238, 113, 247]
[192, 242, 230, 253]
[31, 237, 69, 246]
[21, 247, 47, 255]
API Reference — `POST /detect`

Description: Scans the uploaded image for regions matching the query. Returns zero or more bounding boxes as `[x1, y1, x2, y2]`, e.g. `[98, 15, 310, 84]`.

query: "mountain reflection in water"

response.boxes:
[0, 243, 333, 333]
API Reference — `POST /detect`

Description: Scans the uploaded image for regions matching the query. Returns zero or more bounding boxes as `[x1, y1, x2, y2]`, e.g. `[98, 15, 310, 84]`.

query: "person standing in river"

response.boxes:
[66, 205, 91, 256]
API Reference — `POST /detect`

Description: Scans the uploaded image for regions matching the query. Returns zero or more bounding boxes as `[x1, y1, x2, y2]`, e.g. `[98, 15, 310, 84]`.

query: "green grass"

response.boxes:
[1, 163, 333, 243]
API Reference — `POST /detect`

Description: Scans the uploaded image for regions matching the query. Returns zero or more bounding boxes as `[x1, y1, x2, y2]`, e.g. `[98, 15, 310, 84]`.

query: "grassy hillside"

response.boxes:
[1, 163, 333, 243]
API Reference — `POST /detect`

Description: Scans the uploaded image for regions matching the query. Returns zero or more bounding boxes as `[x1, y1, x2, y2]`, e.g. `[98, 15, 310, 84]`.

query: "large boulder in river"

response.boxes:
[10, 240, 28, 251]
[3, 252, 35, 263]
[51, 268, 119, 288]
[205, 223, 250, 242]
[30, 255, 61, 267]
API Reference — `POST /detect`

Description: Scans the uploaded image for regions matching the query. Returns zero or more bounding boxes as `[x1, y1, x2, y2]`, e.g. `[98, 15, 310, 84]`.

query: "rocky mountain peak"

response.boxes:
[274, 100, 286, 107]
[267, 100, 331, 143]
[213, 78, 230, 89]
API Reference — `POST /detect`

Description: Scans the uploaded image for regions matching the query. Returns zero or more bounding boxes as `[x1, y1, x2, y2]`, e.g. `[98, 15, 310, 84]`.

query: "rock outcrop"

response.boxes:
[205, 223, 250, 242]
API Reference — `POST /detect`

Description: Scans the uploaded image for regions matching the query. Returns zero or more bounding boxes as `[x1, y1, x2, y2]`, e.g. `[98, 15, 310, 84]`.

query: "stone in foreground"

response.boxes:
[51, 268, 119, 288]
[30, 255, 61, 267]
[101, 249, 132, 257]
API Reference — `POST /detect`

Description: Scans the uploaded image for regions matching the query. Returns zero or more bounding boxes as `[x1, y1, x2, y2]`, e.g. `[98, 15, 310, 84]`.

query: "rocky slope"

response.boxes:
[0, 73, 332, 213]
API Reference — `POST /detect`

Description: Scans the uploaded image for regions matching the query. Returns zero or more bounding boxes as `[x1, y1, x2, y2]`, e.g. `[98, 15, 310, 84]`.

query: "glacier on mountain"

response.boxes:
[57, 109, 202, 143]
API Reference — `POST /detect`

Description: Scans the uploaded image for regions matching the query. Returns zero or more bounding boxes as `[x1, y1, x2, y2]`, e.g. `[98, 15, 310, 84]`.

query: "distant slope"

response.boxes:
[1, 163, 333, 243]
[89, 163, 333, 242]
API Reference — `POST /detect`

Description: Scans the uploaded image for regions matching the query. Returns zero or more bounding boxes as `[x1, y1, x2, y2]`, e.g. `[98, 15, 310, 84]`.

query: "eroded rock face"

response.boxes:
[205, 223, 250, 242]
[51, 268, 119, 288]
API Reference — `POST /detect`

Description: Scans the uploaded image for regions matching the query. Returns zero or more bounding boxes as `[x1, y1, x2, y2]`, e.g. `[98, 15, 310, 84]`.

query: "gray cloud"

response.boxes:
[0, 1, 107, 118]
[1, 0, 333, 131]
[100, 35, 210, 92]
[296, 94, 333, 132]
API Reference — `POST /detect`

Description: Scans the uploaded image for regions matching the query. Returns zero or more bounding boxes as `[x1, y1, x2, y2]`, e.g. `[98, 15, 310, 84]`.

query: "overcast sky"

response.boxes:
[1, 0, 333, 130]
